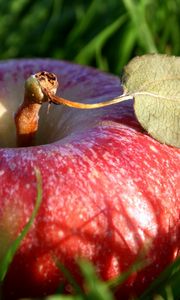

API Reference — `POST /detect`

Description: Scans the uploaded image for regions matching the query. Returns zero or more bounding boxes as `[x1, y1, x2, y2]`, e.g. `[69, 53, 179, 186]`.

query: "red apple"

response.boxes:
[0, 59, 179, 299]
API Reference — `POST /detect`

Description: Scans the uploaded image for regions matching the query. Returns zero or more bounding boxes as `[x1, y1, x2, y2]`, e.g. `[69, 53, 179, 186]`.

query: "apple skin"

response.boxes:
[0, 59, 179, 299]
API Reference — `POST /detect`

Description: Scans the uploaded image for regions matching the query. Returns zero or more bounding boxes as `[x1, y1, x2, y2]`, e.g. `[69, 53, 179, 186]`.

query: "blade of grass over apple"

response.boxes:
[107, 257, 147, 290]
[51, 258, 179, 300]
[0, 168, 42, 282]
[55, 259, 83, 295]
[46, 295, 83, 300]
[45, 258, 180, 300]
[55, 259, 115, 300]
[139, 257, 180, 300]
[54, 254, 147, 299]
[78, 259, 114, 300]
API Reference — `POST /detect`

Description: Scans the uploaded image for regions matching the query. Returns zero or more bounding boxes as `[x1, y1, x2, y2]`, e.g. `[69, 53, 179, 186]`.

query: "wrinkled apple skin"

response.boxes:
[0, 60, 179, 299]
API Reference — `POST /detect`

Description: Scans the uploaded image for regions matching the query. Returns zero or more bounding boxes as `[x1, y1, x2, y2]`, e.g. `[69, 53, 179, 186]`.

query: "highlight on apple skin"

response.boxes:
[0, 59, 179, 299]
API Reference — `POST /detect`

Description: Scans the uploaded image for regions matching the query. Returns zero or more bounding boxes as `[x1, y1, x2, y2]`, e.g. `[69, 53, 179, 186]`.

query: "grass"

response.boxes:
[45, 258, 180, 300]
[0, 0, 179, 74]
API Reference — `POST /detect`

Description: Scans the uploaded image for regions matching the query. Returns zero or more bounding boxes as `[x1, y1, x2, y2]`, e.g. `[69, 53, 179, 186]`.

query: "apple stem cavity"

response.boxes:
[15, 71, 133, 147]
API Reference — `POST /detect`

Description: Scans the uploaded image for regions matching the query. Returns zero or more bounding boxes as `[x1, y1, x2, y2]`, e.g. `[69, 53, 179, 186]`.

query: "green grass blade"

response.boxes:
[139, 257, 180, 300]
[0, 168, 42, 282]
[78, 259, 114, 300]
[75, 14, 127, 68]
[67, 0, 102, 44]
[55, 260, 83, 295]
[56, 259, 115, 300]
[95, 47, 109, 71]
[115, 23, 137, 72]
[46, 295, 83, 300]
[107, 258, 146, 290]
[122, 0, 157, 53]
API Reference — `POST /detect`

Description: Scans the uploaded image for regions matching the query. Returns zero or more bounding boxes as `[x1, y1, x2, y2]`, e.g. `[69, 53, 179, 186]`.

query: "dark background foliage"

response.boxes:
[0, 0, 179, 74]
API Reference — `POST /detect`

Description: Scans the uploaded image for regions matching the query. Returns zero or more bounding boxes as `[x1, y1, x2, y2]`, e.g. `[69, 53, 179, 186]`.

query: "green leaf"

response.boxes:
[0, 168, 42, 282]
[122, 54, 180, 148]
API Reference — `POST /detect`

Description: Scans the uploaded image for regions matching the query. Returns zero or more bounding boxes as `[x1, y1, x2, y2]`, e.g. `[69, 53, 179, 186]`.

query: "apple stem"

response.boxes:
[15, 70, 133, 147]
[44, 91, 133, 109]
